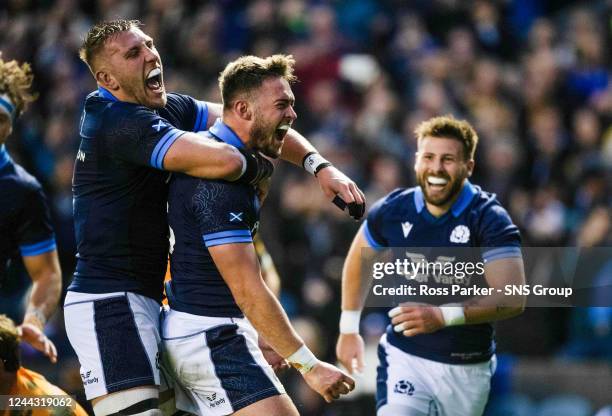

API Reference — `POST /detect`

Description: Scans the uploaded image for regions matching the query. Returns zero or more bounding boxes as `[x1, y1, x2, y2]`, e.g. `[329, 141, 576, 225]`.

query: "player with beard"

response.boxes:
[161, 55, 354, 416]
[336, 116, 526, 416]
[65, 20, 364, 416]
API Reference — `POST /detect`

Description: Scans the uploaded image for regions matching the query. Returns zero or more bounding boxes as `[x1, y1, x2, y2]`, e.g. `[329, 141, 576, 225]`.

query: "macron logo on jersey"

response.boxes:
[401, 221, 413, 238]
[152, 120, 166, 132]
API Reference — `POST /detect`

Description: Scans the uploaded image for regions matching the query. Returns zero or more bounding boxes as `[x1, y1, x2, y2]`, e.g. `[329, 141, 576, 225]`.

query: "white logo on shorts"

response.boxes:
[450, 225, 470, 243]
[204, 393, 226, 408]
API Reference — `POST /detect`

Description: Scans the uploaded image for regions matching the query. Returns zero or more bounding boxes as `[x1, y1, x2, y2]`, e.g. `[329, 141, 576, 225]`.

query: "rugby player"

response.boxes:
[0, 315, 88, 416]
[161, 54, 355, 415]
[64, 20, 363, 416]
[336, 116, 526, 416]
[0, 55, 61, 364]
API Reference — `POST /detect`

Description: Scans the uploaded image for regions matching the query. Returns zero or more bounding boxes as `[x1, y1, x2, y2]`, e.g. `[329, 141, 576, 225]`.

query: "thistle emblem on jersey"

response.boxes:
[450, 225, 470, 243]
[401, 221, 413, 238]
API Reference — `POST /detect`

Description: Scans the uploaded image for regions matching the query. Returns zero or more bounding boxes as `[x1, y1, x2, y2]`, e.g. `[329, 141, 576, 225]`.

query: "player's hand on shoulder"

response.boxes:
[388, 303, 445, 337]
[303, 361, 356, 403]
[316, 166, 365, 220]
[335, 333, 365, 375]
[238, 148, 274, 186]
[18, 323, 58, 363]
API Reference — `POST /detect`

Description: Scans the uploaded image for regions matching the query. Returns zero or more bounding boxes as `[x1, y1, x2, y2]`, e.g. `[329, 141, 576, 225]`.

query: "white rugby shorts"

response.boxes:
[376, 334, 496, 416]
[64, 291, 162, 399]
[160, 306, 285, 415]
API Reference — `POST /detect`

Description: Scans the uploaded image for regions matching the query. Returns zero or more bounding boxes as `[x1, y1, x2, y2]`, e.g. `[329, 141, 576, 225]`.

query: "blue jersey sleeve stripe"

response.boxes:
[203, 236, 253, 247]
[151, 129, 185, 169]
[156, 130, 185, 169]
[363, 220, 384, 249]
[198, 101, 209, 131]
[203, 230, 252, 241]
[20, 237, 57, 256]
[483, 247, 522, 263]
[193, 101, 203, 132]
[150, 128, 178, 167]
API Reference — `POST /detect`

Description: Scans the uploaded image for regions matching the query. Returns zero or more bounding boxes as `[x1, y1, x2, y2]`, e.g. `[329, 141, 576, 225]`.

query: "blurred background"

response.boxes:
[0, 0, 611, 415]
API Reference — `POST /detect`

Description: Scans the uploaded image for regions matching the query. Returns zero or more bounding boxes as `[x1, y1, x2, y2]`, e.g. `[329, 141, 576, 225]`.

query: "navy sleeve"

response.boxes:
[479, 201, 522, 263]
[104, 105, 187, 170]
[16, 187, 56, 256]
[364, 197, 388, 249]
[162, 93, 209, 132]
[189, 181, 254, 248]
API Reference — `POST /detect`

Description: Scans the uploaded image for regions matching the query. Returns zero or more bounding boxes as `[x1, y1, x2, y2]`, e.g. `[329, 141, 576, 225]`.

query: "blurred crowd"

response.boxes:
[1, 0, 611, 415]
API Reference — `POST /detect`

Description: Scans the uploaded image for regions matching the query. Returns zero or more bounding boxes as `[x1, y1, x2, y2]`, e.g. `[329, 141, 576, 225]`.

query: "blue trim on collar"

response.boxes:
[0, 144, 11, 170]
[414, 186, 425, 213]
[451, 180, 477, 217]
[414, 180, 477, 217]
[208, 119, 245, 149]
[97, 86, 118, 102]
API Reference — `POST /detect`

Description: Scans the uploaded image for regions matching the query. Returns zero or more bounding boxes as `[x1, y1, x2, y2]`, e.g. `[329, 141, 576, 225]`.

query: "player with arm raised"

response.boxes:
[64, 19, 363, 416]
[161, 54, 354, 416]
[336, 116, 526, 416]
[0, 55, 61, 365]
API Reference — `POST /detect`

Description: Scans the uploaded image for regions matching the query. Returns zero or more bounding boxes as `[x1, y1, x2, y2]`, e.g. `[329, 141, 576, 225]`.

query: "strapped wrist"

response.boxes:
[339, 310, 361, 334]
[302, 152, 332, 176]
[287, 344, 319, 374]
[439, 303, 465, 326]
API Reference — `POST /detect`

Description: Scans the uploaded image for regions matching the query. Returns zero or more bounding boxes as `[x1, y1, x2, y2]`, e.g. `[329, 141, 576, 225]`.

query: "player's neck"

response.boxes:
[220, 115, 250, 147]
[425, 190, 462, 218]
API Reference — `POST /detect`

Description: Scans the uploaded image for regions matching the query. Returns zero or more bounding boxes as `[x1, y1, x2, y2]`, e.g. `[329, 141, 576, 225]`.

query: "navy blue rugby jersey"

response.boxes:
[0, 145, 56, 285]
[166, 119, 259, 317]
[365, 181, 521, 364]
[69, 87, 209, 302]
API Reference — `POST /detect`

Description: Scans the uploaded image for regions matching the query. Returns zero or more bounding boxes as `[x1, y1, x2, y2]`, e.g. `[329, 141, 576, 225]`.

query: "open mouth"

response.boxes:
[145, 68, 163, 93]
[426, 176, 449, 190]
[274, 124, 290, 142]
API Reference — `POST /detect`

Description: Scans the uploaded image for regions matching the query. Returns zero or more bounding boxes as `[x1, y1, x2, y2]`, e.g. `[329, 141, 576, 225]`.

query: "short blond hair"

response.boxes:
[219, 54, 297, 109]
[415, 115, 479, 160]
[0, 53, 37, 117]
[79, 19, 141, 72]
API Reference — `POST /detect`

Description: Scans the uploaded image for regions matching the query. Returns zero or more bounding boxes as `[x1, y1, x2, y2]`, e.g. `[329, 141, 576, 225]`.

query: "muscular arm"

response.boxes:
[208, 242, 304, 358]
[163, 132, 243, 180]
[20, 250, 62, 362]
[336, 226, 373, 373]
[206, 103, 315, 167]
[462, 257, 526, 324]
[22, 250, 61, 327]
[341, 226, 372, 311]
[206, 103, 365, 209]
[390, 257, 526, 337]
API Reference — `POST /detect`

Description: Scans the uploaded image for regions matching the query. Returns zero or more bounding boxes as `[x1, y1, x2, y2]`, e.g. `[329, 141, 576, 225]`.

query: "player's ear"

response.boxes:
[95, 70, 119, 91]
[234, 99, 252, 121]
[466, 159, 475, 176]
